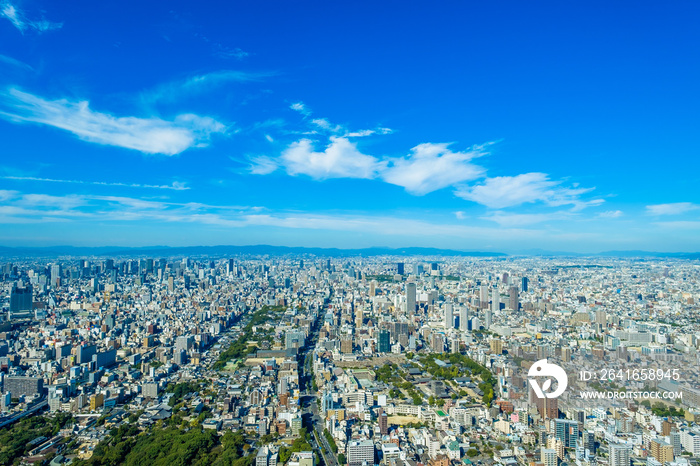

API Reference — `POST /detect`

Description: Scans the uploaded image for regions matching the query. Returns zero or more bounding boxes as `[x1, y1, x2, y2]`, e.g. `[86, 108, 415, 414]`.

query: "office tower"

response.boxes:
[10, 283, 32, 314]
[340, 335, 353, 353]
[491, 287, 500, 312]
[406, 282, 416, 316]
[609, 444, 631, 466]
[509, 286, 519, 310]
[431, 333, 445, 353]
[50, 263, 61, 288]
[480, 285, 489, 309]
[459, 307, 469, 331]
[378, 330, 390, 353]
[369, 280, 377, 297]
[484, 310, 493, 329]
[379, 411, 388, 435]
[541, 448, 557, 466]
[583, 431, 596, 454]
[444, 302, 453, 329]
[348, 440, 374, 466]
[396, 262, 404, 275]
[176, 335, 193, 352]
[555, 419, 579, 448]
[5, 376, 44, 397]
[522, 276, 529, 292]
[167, 276, 174, 292]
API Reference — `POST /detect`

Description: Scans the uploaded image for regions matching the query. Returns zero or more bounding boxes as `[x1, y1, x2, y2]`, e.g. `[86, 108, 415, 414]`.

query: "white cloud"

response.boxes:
[281, 137, 385, 179]
[382, 143, 486, 195]
[455, 211, 466, 220]
[0, 1, 62, 33]
[599, 210, 623, 218]
[0, 53, 32, 70]
[290, 102, 311, 116]
[455, 172, 601, 209]
[1, 175, 189, 190]
[646, 202, 699, 216]
[248, 156, 279, 175]
[0, 88, 227, 155]
[481, 210, 572, 227]
[141, 70, 274, 105]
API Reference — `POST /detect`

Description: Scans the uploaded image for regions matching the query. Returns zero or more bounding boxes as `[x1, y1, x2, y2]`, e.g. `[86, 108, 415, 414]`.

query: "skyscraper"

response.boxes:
[479, 285, 489, 309]
[406, 282, 416, 316]
[396, 262, 404, 275]
[491, 287, 500, 312]
[378, 330, 390, 353]
[459, 307, 469, 331]
[521, 276, 529, 292]
[10, 283, 32, 314]
[50, 263, 61, 288]
[509, 286, 519, 310]
[555, 419, 579, 448]
[444, 302, 453, 329]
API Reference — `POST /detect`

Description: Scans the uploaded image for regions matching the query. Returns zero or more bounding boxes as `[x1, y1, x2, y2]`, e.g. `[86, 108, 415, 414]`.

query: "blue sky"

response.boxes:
[1, 1, 699, 252]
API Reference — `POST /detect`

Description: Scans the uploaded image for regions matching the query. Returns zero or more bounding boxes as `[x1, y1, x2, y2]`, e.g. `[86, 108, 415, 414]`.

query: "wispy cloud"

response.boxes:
[481, 210, 573, 227]
[0, 189, 551, 242]
[0, 53, 33, 70]
[0, 88, 227, 155]
[598, 210, 623, 218]
[646, 202, 699, 216]
[248, 156, 278, 175]
[290, 101, 311, 117]
[382, 142, 487, 195]
[141, 70, 274, 105]
[0, 1, 62, 33]
[213, 45, 249, 60]
[1, 176, 189, 190]
[455, 172, 603, 210]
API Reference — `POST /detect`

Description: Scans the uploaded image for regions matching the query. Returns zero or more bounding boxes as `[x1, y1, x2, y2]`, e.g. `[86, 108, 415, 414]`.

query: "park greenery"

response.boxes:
[0, 412, 73, 465]
[278, 428, 313, 463]
[74, 423, 254, 466]
[213, 306, 283, 370]
[419, 353, 496, 405]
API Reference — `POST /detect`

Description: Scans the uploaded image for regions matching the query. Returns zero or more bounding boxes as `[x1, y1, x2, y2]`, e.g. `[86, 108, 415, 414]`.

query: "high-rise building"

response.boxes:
[5, 376, 43, 397]
[491, 287, 500, 312]
[9, 283, 32, 315]
[348, 440, 374, 466]
[50, 263, 61, 288]
[379, 410, 388, 435]
[509, 286, 519, 310]
[521, 276, 528, 292]
[431, 333, 445, 353]
[541, 448, 557, 466]
[609, 444, 631, 466]
[459, 307, 469, 331]
[479, 285, 489, 309]
[397, 262, 404, 275]
[444, 303, 453, 329]
[406, 282, 416, 316]
[378, 330, 390, 353]
[484, 310, 493, 329]
[651, 439, 674, 463]
[340, 335, 353, 354]
[490, 339, 503, 354]
[555, 419, 579, 448]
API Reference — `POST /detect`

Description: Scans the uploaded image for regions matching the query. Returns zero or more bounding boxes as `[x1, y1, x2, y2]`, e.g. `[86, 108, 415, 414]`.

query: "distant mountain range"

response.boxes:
[0, 245, 698, 259]
[0, 245, 507, 258]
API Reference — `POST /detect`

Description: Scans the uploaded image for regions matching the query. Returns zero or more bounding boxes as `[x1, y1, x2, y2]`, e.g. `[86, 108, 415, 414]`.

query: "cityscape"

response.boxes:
[1, 254, 700, 466]
[2, 1, 700, 466]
